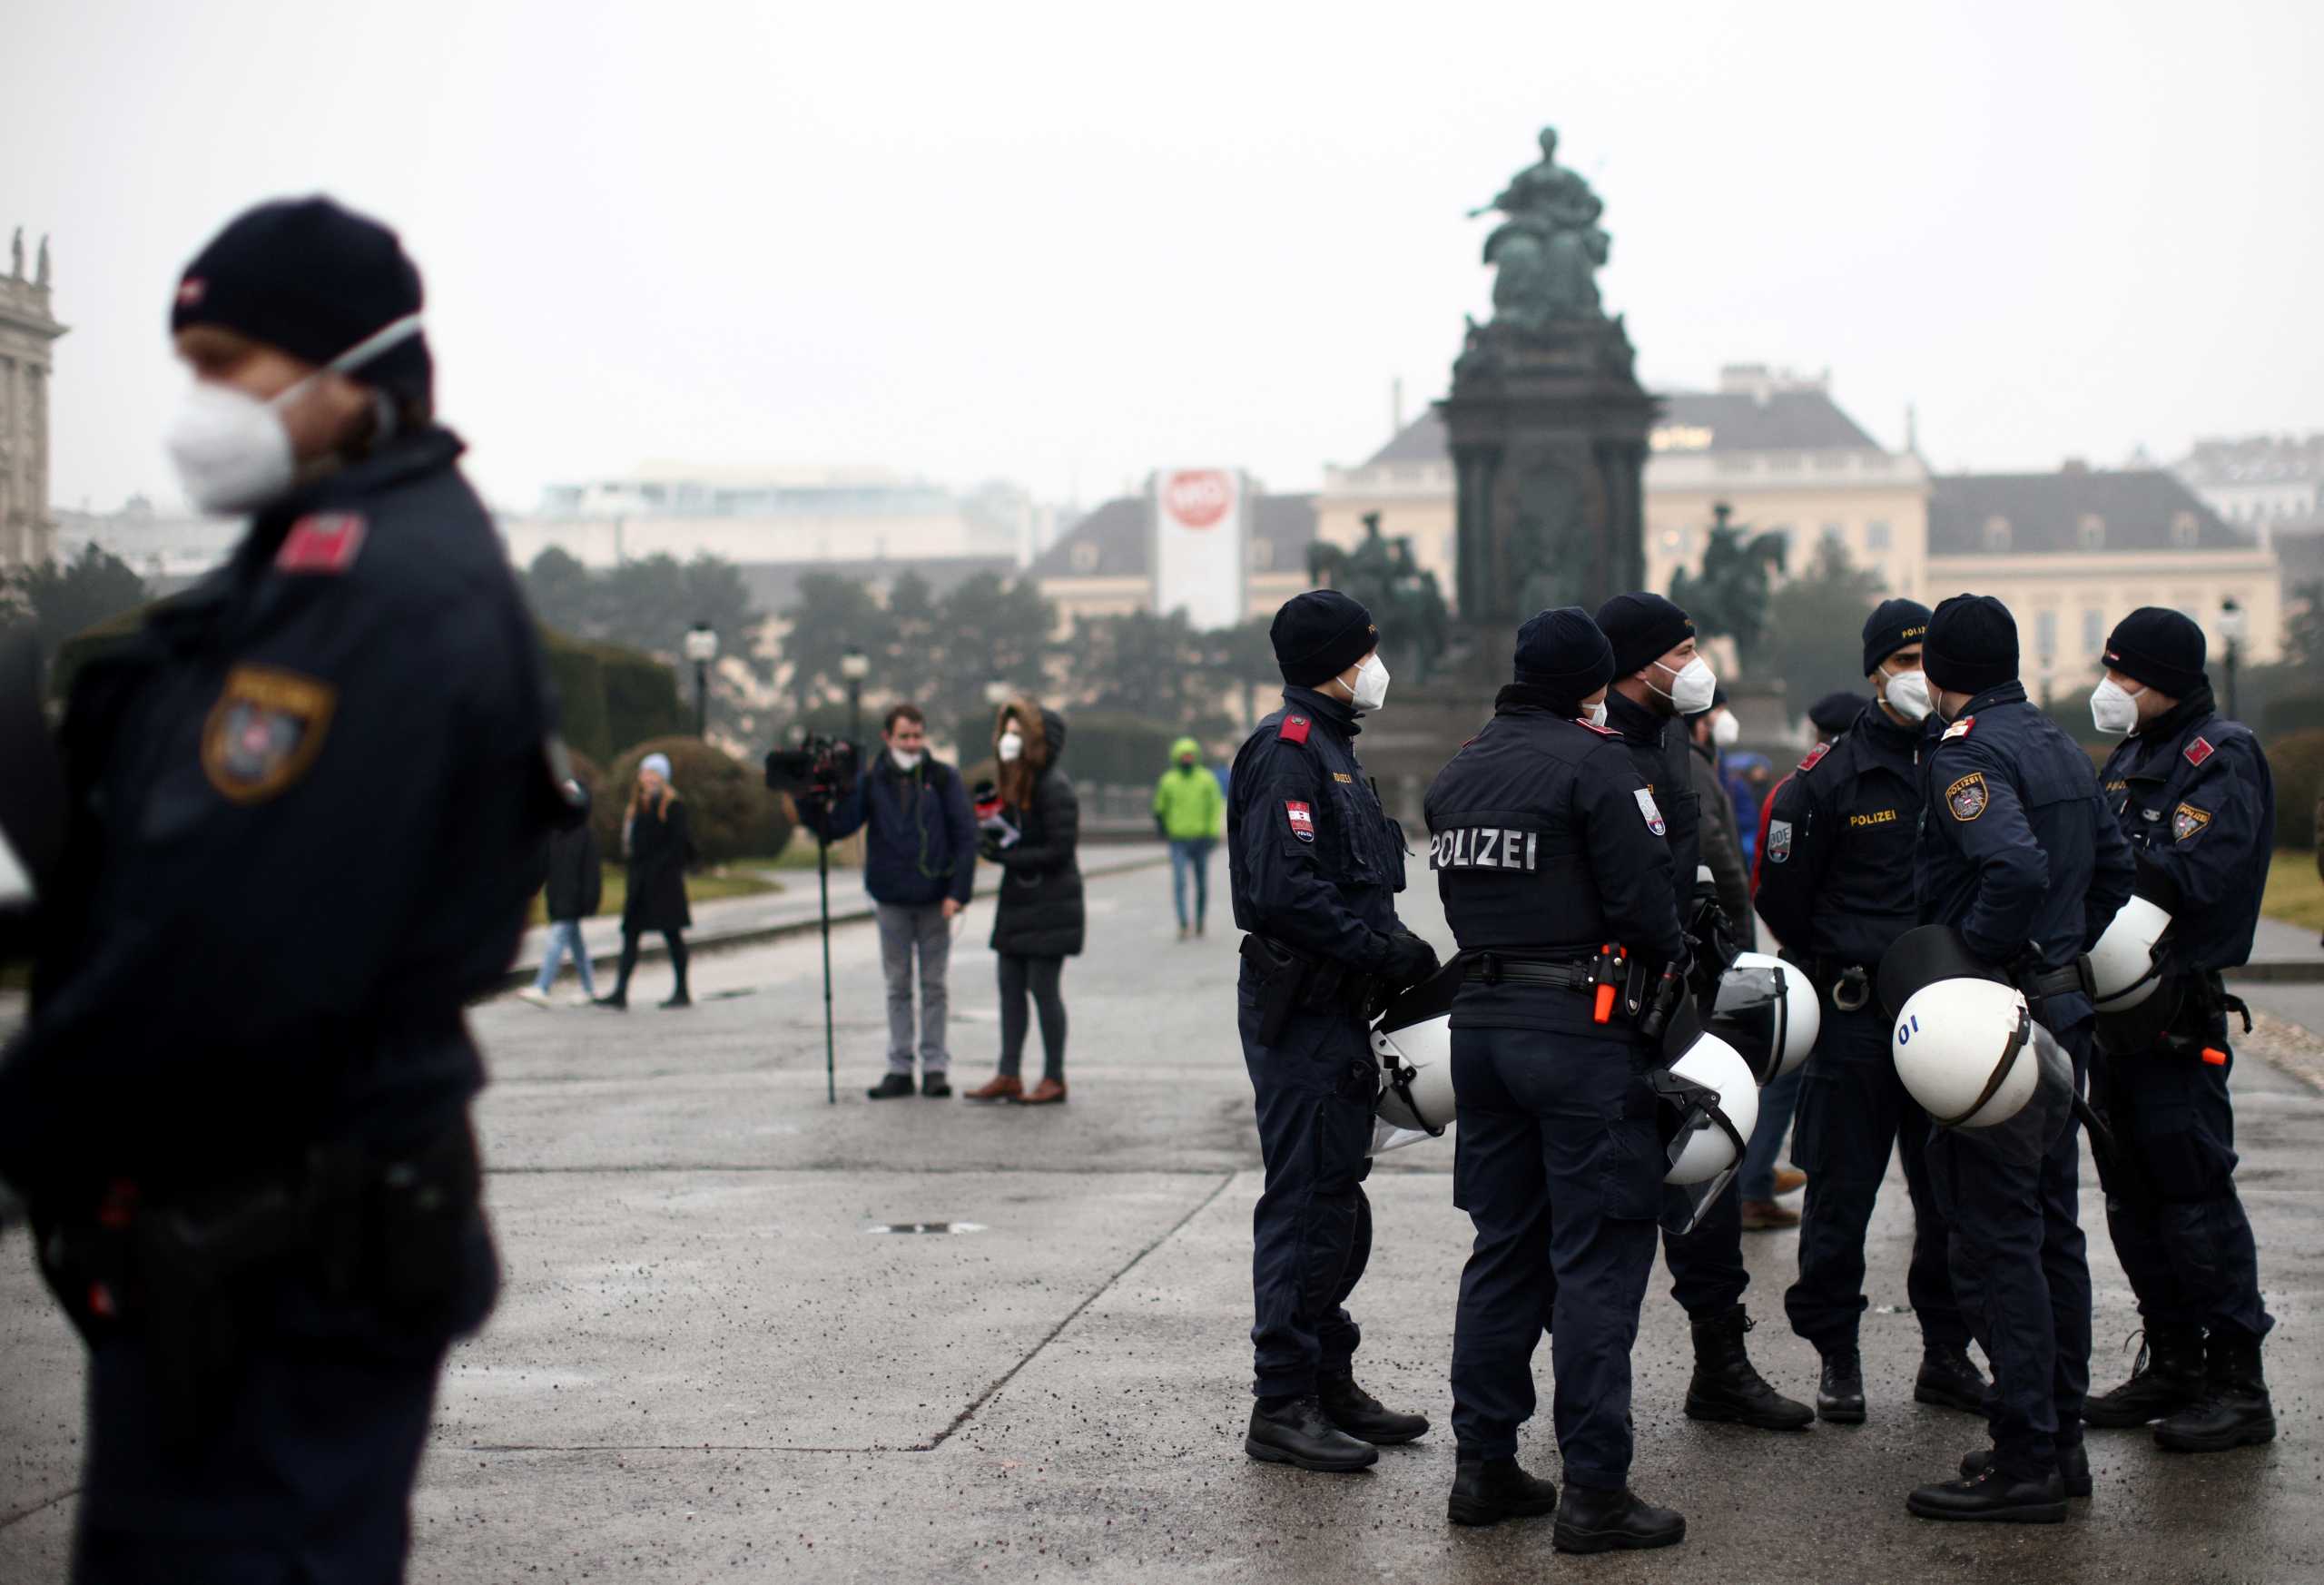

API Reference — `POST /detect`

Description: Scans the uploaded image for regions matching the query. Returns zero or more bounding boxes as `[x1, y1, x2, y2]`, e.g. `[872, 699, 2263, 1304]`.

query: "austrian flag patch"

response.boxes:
[276, 512, 368, 574]
[1284, 801, 1315, 842]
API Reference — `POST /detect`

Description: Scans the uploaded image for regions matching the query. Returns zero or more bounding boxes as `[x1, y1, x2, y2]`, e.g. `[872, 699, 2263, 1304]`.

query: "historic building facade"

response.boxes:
[1, 230, 66, 572]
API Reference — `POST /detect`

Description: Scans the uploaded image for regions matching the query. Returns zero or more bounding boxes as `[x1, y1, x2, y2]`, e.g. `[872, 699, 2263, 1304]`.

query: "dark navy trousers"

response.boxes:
[1784, 1000, 1968, 1354]
[1925, 1023, 2093, 1480]
[1659, 1166, 1748, 1316]
[2090, 1032, 2271, 1341]
[1448, 1024, 1661, 1491]
[1240, 981, 1378, 1399]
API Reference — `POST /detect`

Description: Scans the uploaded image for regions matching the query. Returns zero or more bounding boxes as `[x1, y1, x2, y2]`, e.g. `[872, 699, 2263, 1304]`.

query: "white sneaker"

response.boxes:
[517, 987, 552, 1008]
[566, 991, 596, 1008]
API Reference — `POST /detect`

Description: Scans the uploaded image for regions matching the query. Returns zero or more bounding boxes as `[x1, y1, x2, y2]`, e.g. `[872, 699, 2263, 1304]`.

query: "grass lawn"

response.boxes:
[2264, 851, 2324, 933]
[527, 863, 781, 928]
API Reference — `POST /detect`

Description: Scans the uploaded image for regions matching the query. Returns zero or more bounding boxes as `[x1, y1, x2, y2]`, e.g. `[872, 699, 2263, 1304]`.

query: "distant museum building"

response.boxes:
[0, 229, 64, 573]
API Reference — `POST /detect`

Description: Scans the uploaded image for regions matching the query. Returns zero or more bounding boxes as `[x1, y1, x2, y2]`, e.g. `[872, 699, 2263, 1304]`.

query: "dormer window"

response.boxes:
[2171, 511, 2200, 548]
[1983, 516, 2012, 552]
[2078, 514, 2105, 550]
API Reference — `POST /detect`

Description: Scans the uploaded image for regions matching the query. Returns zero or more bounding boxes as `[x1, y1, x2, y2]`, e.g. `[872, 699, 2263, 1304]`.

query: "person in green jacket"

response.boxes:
[1154, 736, 1226, 939]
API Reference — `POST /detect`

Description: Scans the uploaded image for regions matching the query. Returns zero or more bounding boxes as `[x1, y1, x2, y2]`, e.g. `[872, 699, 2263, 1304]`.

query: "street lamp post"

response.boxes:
[841, 649, 871, 745]
[2220, 596, 2248, 720]
[684, 621, 718, 740]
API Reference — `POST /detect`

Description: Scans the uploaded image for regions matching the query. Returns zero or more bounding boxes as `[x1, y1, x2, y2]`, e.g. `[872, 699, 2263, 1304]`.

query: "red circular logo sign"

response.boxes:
[1164, 469, 1233, 530]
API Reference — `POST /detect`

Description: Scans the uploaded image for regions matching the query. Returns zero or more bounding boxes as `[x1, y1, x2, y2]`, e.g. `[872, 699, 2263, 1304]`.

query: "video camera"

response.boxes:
[764, 732, 860, 802]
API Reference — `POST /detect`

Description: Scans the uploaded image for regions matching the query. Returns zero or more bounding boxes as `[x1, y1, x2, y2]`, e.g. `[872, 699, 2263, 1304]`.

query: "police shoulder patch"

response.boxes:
[1576, 715, 1619, 737]
[202, 665, 336, 803]
[275, 512, 368, 575]
[1278, 714, 1312, 745]
[2183, 735, 2215, 768]
[1796, 742, 1831, 773]
[2171, 802, 2211, 842]
[1940, 714, 1976, 743]
[1284, 800, 1315, 842]
[1945, 771, 1988, 822]
[1634, 787, 1667, 836]
[1767, 818, 1794, 862]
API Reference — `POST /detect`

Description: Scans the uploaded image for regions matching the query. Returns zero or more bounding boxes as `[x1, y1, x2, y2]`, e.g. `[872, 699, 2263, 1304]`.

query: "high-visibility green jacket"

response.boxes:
[1152, 740, 1225, 841]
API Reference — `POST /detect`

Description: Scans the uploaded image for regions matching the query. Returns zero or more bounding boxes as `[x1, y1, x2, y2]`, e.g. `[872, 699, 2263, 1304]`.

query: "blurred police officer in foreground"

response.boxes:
[1595, 592, 1813, 1432]
[2082, 608, 2276, 1451]
[1431, 609, 1689, 1552]
[1229, 590, 1439, 1472]
[0, 197, 566, 1581]
[1905, 595, 2133, 1522]
[1757, 600, 1986, 1423]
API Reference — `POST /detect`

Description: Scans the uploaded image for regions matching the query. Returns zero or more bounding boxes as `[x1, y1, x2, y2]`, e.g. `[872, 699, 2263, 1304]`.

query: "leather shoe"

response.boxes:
[919, 1073, 952, 1098]
[1740, 1198, 1800, 1230]
[962, 1074, 1022, 1104]
[1245, 1397, 1377, 1472]
[1015, 1078, 1068, 1106]
[1915, 1345, 1992, 1414]
[866, 1073, 915, 1100]
[1448, 1458, 1557, 1527]
[1817, 1347, 1866, 1424]
[1552, 1484, 1686, 1553]
[1317, 1373, 1428, 1445]
[1773, 1167, 1807, 1194]
[1906, 1464, 2065, 1523]
[1960, 1442, 2091, 1498]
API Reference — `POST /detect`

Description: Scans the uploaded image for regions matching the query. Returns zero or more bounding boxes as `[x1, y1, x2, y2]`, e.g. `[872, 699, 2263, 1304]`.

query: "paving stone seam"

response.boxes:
[0, 1485, 81, 1533]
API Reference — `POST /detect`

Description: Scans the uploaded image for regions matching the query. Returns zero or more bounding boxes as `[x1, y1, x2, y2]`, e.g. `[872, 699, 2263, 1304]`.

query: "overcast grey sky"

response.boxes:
[6, 0, 2319, 517]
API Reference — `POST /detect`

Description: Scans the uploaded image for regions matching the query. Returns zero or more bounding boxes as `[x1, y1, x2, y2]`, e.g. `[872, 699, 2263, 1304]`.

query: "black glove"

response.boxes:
[1154, 814, 1170, 841]
[1381, 930, 1442, 989]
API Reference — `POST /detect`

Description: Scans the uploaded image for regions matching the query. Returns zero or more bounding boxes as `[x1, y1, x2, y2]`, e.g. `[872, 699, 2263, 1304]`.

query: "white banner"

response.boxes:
[1151, 468, 1246, 632]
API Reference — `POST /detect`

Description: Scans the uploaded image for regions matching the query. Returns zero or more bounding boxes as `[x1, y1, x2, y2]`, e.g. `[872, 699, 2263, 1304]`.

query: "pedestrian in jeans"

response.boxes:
[965, 699, 1083, 1106]
[520, 779, 602, 1007]
[798, 704, 976, 1099]
[595, 753, 694, 1010]
[1154, 735, 1225, 940]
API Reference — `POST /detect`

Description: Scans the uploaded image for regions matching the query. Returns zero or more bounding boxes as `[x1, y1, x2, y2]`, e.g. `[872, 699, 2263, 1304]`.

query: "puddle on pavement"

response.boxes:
[867, 1221, 989, 1236]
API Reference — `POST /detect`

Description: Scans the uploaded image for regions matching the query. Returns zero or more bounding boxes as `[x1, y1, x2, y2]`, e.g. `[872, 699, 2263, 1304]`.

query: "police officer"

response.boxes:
[2082, 608, 2277, 1451]
[1905, 594, 2134, 1522]
[1230, 589, 1439, 1472]
[1433, 609, 1689, 1552]
[1595, 592, 1813, 1432]
[1758, 600, 1987, 1423]
[0, 198, 565, 1581]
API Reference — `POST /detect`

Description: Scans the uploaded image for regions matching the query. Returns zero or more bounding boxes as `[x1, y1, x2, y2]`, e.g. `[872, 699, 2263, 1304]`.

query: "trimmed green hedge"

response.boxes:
[596, 736, 794, 865]
[2268, 729, 2324, 852]
[540, 633, 611, 762]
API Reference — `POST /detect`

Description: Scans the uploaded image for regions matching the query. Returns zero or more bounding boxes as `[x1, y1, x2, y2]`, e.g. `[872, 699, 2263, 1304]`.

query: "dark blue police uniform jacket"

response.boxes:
[0, 427, 559, 1580]
[2091, 684, 2275, 1341]
[1227, 686, 1408, 1398]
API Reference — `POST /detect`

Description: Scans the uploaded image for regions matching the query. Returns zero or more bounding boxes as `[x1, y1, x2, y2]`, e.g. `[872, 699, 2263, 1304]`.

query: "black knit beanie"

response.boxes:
[2103, 607, 2207, 698]
[1271, 589, 1378, 687]
[1924, 594, 2019, 697]
[1512, 606, 1615, 711]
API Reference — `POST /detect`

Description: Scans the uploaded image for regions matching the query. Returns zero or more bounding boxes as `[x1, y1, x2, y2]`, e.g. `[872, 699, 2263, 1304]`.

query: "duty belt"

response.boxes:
[1462, 953, 1593, 990]
[2019, 962, 2091, 1002]
[1806, 957, 1875, 1013]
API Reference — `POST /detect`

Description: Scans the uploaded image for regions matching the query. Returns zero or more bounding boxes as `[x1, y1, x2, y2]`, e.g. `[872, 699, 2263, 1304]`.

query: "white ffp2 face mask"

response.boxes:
[1882, 666, 1933, 724]
[1585, 700, 1610, 729]
[891, 747, 924, 772]
[1651, 655, 1718, 715]
[997, 731, 1024, 763]
[2090, 677, 2146, 736]
[1348, 654, 1391, 713]
[165, 311, 426, 516]
[1711, 711, 1741, 748]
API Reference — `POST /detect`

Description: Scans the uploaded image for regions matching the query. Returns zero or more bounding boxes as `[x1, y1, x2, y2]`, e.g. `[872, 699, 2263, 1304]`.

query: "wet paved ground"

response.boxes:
[4, 865, 2319, 1581]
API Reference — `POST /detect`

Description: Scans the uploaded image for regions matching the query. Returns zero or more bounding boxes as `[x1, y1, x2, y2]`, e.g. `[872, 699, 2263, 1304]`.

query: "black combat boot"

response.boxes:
[2083, 1325, 2205, 1428]
[1245, 1396, 1378, 1472]
[1684, 1305, 1815, 1430]
[1914, 1344, 1991, 1414]
[1817, 1345, 1866, 1423]
[1960, 1442, 2092, 1498]
[2154, 1328, 2276, 1452]
[1447, 1457, 1559, 1527]
[865, 1073, 915, 1100]
[1552, 1484, 1686, 1553]
[1907, 1462, 2066, 1523]
[1317, 1372, 1429, 1445]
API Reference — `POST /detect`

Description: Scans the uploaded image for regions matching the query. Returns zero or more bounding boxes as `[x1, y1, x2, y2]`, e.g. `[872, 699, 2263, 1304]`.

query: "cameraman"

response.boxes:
[795, 704, 976, 1099]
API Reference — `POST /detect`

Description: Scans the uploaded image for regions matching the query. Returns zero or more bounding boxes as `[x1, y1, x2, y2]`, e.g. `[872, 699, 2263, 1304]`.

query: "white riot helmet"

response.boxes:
[1880, 924, 2074, 1131]
[2083, 894, 2173, 1011]
[1369, 960, 1462, 1152]
[1706, 951, 1822, 1083]
[1649, 1026, 1759, 1234]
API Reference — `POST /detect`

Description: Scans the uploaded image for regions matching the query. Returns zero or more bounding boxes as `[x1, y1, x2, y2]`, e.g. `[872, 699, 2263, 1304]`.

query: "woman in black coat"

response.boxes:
[596, 753, 694, 1010]
[963, 700, 1083, 1106]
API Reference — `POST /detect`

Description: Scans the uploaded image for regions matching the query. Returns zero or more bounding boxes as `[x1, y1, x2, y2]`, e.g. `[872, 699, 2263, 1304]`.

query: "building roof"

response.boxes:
[1031, 490, 1318, 580]
[1356, 385, 1881, 468]
[737, 555, 1020, 616]
[2171, 433, 2324, 487]
[1927, 469, 2256, 557]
